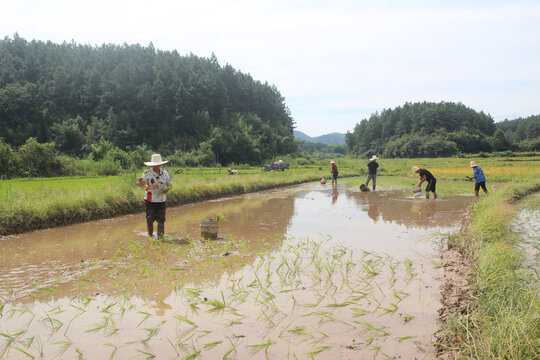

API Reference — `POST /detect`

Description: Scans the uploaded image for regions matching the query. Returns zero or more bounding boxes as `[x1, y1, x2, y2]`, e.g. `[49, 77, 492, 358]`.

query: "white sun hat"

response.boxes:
[144, 154, 168, 166]
[370, 155, 378, 161]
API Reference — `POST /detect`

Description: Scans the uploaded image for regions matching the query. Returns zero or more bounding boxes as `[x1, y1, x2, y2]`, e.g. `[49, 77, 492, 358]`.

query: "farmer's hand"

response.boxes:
[136, 177, 144, 186]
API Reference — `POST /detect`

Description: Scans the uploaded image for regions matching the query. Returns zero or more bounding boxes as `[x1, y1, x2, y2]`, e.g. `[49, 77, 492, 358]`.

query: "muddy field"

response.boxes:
[0, 183, 472, 359]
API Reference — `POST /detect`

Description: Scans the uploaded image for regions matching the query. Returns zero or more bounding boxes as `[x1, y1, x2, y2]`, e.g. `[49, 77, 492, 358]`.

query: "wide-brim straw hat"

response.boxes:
[412, 166, 420, 172]
[144, 154, 168, 166]
[330, 161, 335, 164]
[370, 155, 378, 161]
[470, 161, 478, 168]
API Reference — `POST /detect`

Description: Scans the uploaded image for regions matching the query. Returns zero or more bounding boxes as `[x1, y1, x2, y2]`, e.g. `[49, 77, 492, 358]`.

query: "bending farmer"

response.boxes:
[137, 154, 172, 238]
[413, 166, 437, 199]
[469, 161, 488, 196]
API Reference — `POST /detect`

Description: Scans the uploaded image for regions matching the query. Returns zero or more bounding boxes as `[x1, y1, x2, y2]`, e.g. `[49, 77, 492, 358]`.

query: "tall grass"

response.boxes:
[439, 180, 540, 359]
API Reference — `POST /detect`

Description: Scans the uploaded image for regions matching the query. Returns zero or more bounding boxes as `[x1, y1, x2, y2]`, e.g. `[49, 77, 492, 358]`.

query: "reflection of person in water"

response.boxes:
[366, 193, 379, 222]
[411, 197, 437, 227]
[332, 186, 339, 205]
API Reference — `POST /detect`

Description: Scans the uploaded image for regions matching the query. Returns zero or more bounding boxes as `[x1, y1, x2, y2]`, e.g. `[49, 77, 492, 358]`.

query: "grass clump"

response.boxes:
[439, 180, 540, 359]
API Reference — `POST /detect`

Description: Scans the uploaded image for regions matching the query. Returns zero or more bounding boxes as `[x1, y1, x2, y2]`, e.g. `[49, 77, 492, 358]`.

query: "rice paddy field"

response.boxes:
[0, 156, 538, 359]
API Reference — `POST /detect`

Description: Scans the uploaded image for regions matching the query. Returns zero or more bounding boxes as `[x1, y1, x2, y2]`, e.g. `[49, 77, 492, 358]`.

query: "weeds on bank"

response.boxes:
[439, 180, 540, 359]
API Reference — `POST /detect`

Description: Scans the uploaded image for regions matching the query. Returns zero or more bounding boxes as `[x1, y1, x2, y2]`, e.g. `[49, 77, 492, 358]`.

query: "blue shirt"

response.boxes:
[472, 167, 486, 183]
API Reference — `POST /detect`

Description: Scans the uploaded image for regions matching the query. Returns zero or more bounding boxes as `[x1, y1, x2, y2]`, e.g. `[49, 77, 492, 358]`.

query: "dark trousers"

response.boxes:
[474, 181, 488, 194]
[145, 200, 166, 236]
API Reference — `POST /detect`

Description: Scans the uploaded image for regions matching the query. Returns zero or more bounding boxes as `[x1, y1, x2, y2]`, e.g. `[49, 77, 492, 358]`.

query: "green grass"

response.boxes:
[438, 180, 540, 359]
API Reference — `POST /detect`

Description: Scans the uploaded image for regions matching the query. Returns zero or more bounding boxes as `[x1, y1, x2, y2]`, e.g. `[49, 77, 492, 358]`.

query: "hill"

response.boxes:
[346, 101, 501, 158]
[0, 35, 296, 165]
[293, 130, 346, 145]
[495, 115, 540, 151]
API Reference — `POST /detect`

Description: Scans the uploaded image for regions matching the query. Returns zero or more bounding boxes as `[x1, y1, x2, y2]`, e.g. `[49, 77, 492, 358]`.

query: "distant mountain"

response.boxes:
[294, 130, 346, 145]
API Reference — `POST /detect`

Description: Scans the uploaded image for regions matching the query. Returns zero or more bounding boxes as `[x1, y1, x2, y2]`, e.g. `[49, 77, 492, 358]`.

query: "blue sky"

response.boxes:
[2, 0, 539, 136]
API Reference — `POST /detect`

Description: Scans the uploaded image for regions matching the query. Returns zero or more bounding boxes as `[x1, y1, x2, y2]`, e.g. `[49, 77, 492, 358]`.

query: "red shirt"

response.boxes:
[331, 164, 338, 173]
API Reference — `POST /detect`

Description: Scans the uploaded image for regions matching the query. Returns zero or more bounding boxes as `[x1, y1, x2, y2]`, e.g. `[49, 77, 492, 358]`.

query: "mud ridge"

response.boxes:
[435, 206, 474, 359]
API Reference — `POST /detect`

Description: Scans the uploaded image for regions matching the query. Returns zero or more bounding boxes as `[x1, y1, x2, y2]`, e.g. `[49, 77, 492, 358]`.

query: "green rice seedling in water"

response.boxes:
[136, 310, 151, 327]
[287, 326, 313, 338]
[174, 315, 198, 328]
[353, 320, 390, 335]
[75, 346, 83, 357]
[0, 330, 25, 357]
[222, 336, 243, 360]
[141, 326, 161, 344]
[399, 313, 415, 323]
[377, 302, 399, 314]
[308, 346, 331, 359]
[136, 349, 156, 359]
[53, 340, 72, 357]
[13, 346, 34, 359]
[41, 312, 63, 332]
[202, 340, 223, 350]
[394, 335, 417, 342]
[248, 338, 276, 354]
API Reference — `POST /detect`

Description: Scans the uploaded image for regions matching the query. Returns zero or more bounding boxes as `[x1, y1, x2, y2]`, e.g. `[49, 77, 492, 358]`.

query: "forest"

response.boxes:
[345, 101, 540, 158]
[0, 34, 296, 166]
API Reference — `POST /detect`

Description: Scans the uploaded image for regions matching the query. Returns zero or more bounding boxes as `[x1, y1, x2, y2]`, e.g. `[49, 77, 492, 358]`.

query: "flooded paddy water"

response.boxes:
[0, 182, 472, 359]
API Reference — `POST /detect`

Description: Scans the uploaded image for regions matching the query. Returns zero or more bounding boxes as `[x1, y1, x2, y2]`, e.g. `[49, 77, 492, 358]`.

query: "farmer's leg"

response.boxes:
[145, 201, 155, 236]
[156, 202, 167, 238]
[474, 182, 480, 197]
[372, 175, 376, 190]
[480, 181, 488, 194]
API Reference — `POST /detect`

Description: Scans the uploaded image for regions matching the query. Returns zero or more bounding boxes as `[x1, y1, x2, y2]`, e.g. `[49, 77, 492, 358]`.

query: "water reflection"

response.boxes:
[331, 185, 339, 205]
[351, 189, 469, 228]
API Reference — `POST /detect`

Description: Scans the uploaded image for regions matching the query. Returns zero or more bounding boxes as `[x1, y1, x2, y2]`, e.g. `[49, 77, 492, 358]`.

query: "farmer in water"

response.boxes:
[365, 155, 379, 190]
[468, 161, 488, 196]
[413, 165, 437, 199]
[137, 154, 172, 238]
[331, 160, 339, 186]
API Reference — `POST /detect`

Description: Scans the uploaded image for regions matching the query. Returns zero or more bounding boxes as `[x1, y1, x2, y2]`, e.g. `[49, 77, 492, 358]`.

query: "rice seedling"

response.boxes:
[13, 346, 34, 359]
[41, 312, 63, 332]
[399, 313, 415, 323]
[222, 336, 242, 360]
[52, 340, 72, 357]
[308, 345, 330, 358]
[174, 315, 198, 328]
[353, 320, 390, 335]
[394, 335, 417, 342]
[248, 338, 276, 354]
[136, 349, 156, 359]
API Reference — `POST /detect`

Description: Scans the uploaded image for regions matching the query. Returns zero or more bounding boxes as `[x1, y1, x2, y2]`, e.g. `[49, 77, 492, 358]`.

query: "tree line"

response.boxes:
[0, 34, 296, 167]
[345, 101, 539, 158]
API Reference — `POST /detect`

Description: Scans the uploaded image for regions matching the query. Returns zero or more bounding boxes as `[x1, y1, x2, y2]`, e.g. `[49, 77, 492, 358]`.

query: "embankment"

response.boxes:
[436, 180, 540, 359]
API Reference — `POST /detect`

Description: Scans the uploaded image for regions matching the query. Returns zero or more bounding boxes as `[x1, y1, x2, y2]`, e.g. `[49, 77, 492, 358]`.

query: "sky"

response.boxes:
[2, 0, 539, 136]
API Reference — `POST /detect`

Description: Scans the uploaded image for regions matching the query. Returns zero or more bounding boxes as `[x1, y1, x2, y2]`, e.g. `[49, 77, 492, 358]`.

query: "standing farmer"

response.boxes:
[137, 154, 172, 238]
[468, 161, 488, 196]
[413, 166, 437, 199]
[331, 161, 339, 186]
[365, 155, 379, 190]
